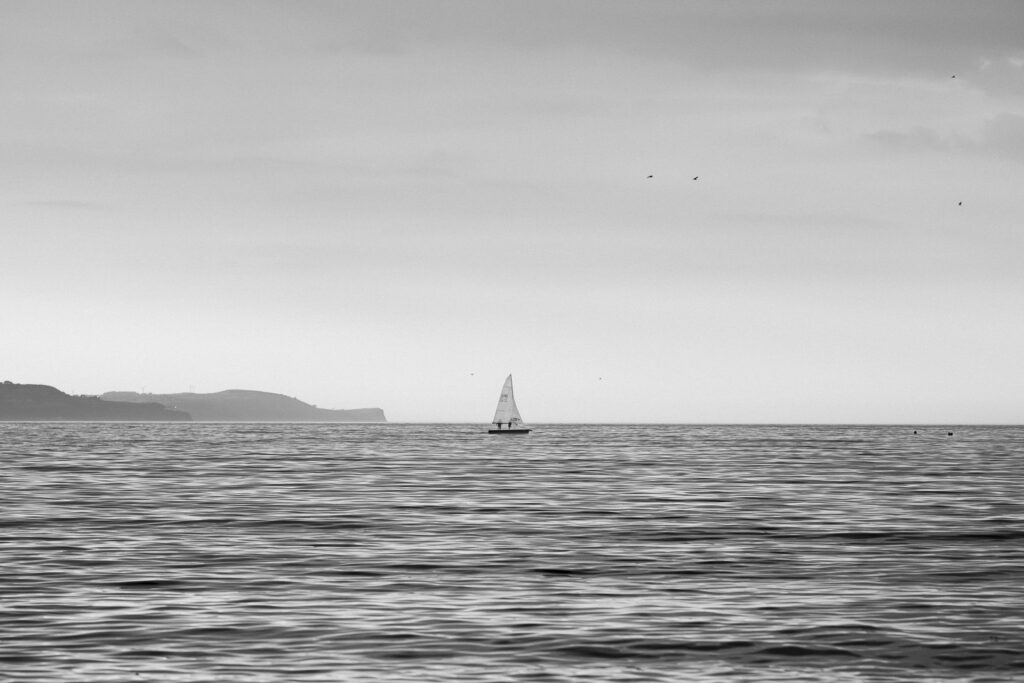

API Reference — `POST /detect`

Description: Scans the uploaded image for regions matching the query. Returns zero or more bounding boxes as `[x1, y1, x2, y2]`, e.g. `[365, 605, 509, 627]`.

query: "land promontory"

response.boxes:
[1, 382, 190, 421]
[101, 389, 386, 422]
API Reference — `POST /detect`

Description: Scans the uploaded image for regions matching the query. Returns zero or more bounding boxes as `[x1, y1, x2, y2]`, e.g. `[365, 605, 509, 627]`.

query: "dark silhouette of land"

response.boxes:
[101, 389, 386, 422]
[1, 382, 190, 421]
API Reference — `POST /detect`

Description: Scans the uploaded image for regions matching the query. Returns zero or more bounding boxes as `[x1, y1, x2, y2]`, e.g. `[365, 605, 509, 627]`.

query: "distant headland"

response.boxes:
[102, 389, 386, 422]
[1, 382, 189, 421]
[1, 382, 386, 422]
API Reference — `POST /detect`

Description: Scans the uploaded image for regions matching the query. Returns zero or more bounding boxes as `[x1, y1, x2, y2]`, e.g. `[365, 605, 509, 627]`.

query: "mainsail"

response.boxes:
[491, 374, 524, 426]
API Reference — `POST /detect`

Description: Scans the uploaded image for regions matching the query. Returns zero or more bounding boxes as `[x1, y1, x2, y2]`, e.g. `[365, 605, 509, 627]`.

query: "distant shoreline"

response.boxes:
[1, 382, 385, 423]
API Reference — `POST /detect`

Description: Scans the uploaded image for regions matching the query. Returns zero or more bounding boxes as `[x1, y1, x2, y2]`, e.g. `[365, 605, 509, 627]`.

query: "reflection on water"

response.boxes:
[2, 423, 1022, 681]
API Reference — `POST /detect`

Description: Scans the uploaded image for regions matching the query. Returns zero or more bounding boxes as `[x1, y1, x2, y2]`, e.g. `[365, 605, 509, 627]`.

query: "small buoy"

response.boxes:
[948, 432, 953, 436]
[913, 430, 917, 434]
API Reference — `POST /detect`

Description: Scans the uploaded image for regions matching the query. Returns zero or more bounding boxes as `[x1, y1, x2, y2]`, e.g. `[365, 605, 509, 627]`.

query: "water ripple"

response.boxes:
[1, 423, 1022, 682]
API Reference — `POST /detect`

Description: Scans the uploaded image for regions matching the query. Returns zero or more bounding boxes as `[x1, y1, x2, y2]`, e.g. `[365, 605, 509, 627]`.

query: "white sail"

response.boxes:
[491, 374, 524, 426]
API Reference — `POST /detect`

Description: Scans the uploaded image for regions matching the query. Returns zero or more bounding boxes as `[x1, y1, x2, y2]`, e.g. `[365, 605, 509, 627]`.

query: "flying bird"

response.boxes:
[958, 201, 963, 206]
[692, 176, 699, 181]
[647, 175, 654, 179]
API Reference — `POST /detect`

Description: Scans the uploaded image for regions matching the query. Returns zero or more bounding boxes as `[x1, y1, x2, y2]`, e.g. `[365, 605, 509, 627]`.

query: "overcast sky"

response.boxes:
[3, 1, 1023, 423]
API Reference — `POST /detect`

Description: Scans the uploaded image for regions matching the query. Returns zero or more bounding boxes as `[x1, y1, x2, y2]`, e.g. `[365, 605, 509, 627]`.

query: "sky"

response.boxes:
[2, 1, 1023, 423]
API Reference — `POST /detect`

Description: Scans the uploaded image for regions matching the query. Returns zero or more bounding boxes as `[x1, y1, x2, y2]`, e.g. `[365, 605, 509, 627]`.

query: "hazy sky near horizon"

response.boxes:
[3, 1, 1023, 423]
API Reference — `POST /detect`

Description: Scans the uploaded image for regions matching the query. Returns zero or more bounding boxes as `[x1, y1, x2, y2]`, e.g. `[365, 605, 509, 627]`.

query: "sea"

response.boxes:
[1, 423, 1022, 682]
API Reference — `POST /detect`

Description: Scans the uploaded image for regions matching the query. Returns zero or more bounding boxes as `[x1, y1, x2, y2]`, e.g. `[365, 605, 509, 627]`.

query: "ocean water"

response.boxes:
[1, 423, 1022, 682]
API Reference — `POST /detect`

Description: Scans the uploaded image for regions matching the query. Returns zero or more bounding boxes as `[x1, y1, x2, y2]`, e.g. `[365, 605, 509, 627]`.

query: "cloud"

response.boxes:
[15, 199, 108, 211]
[4, 1, 1024, 76]
[868, 112, 1024, 162]
[867, 126, 957, 153]
[980, 112, 1024, 160]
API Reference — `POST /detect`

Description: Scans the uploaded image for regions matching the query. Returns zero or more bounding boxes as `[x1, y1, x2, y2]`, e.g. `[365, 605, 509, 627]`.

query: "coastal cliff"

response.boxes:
[0, 382, 191, 421]
[100, 389, 386, 422]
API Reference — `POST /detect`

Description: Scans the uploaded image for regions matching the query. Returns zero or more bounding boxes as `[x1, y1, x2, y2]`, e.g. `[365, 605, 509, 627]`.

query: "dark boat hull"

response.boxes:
[488, 429, 531, 434]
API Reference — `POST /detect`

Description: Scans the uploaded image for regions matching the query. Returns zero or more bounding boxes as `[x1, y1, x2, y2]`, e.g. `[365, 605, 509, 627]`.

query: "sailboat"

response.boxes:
[488, 374, 531, 434]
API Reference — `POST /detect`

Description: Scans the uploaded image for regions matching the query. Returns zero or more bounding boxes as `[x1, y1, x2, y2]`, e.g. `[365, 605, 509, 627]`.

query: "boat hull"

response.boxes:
[488, 428, 531, 434]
